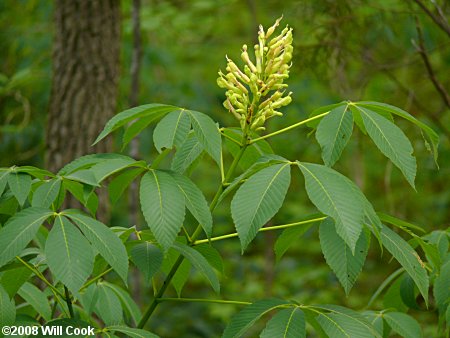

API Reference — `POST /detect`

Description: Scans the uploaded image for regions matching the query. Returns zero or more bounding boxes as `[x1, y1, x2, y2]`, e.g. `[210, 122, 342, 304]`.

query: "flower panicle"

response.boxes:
[217, 17, 293, 131]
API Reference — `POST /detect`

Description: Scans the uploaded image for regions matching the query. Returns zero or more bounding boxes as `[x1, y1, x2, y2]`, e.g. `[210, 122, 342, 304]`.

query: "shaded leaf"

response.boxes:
[130, 242, 163, 282]
[103, 282, 142, 326]
[171, 132, 204, 174]
[31, 178, 61, 208]
[188, 110, 221, 165]
[107, 325, 159, 338]
[45, 216, 94, 293]
[319, 218, 369, 295]
[172, 241, 220, 293]
[95, 283, 123, 326]
[222, 299, 290, 338]
[17, 282, 51, 321]
[384, 312, 423, 338]
[108, 168, 145, 205]
[0, 284, 15, 328]
[0, 207, 52, 268]
[7, 172, 31, 206]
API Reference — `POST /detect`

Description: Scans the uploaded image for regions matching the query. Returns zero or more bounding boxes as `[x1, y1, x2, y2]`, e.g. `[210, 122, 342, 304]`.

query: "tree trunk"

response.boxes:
[46, 0, 121, 220]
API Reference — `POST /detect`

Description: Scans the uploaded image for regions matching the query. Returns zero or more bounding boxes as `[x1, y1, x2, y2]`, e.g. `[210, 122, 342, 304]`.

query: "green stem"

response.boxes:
[138, 133, 249, 329]
[220, 129, 243, 146]
[249, 111, 329, 144]
[150, 148, 172, 169]
[193, 217, 326, 245]
[64, 286, 74, 318]
[157, 297, 251, 306]
[16, 256, 65, 299]
[80, 267, 113, 292]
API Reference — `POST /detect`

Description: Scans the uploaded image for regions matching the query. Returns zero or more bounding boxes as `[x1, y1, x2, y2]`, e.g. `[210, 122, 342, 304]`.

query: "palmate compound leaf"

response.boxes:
[222, 299, 291, 338]
[352, 105, 417, 188]
[315, 305, 381, 338]
[260, 307, 306, 338]
[187, 110, 222, 166]
[231, 162, 291, 252]
[45, 215, 94, 294]
[139, 170, 185, 251]
[316, 104, 353, 167]
[172, 241, 220, 293]
[319, 218, 369, 295]
[153, 109, 191, 152]
[383, 312, 423, 338]
[0, 207, 53, 268]
[169, 172, 213, 237]
[297, 162, 370, 254]
[64, 211, 129, 283]
[94, 104, 178, 145]
[380, 224, 429, 305]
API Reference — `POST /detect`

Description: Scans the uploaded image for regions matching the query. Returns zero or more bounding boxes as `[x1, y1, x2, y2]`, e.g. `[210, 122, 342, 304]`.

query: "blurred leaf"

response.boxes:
[194, 244, 224, 274]
[434, 261, 450, 314]
[107, 326, 159, 338]
[275, 222, 314, 261]
[108, 168, 144, 205]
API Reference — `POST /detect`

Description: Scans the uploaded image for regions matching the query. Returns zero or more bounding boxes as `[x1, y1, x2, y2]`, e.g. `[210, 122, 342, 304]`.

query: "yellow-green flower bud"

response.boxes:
[241, 45, 257, 73]
[265, 16, 282, 39]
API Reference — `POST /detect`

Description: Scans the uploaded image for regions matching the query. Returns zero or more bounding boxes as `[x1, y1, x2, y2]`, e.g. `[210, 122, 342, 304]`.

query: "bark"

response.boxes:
[46, 0, 121, 220]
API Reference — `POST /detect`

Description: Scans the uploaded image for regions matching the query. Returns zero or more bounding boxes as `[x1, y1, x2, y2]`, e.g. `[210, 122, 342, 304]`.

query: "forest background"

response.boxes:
[0, 0, 449, 336]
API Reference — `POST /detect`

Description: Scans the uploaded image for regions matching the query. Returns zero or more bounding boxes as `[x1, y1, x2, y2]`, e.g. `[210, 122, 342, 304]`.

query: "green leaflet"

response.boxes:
[153, 109, 191, 152]
[354, 105, 417, 188]
[65, 211, 129, 283]
[107, 325, 159, 338]
[194, 244, 224, 274]
[222, 299, 290, 338]
[63, 169, 99, 187]
[160, 247, 191, 297]
[171, 132, 204, 174]
[0, 284, 15, 328]
[7, 172, 31, 206]
[383, 312, 423, 338]
[297, 162, 367, 254]
[122, 114, 161, 149]
[89, 156, 143, 184]
[218, 155, 288, 206]
[319, 218, 369, 295]
[0, 169, 10, 197]
[187, 110, 222, 166]
[108, 168, 145, 205]
[316, 104, 353, 167]
[94, 104, 178, 145]
[172, 241, 220, 293]
[260, 307, 306, 338]
[434, 261, 450, 314]
[0, 266, 32, 298]
[58, 153, 132, 176]
[139, 170, 185, 251]
[315, 305, 381, 338]
[95, 283, 123, 326]
[231, 163, 291, 252]
[0, 207, 52, 268]
[31, 178, 61, 208]
[45, 216, 94, 294]
[103, 282, 142, 327]
[357, 101, 439, 164]
[18, 282, 51, 321]
[130, 242, 163, 282]
[307, 101, 347, 129]
[170, 172, 213, 237]
[380, 224, 429, 305]
[274, 219, 317, 261]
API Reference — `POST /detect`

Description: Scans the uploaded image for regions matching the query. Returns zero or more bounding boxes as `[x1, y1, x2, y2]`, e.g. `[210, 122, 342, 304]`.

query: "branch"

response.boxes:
[414, 17, 450, 109]
[412, 0, 450, 38]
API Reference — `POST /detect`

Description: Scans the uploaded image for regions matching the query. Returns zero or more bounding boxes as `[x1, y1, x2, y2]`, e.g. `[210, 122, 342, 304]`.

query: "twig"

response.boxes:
[412, 0, 450, 38]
